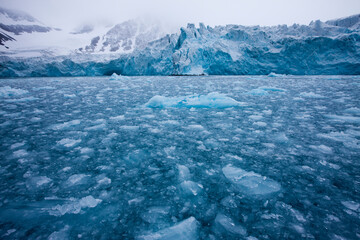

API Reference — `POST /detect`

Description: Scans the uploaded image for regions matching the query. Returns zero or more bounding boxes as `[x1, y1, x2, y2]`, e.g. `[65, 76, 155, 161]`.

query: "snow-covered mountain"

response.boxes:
[0, 7, 171, 58]
[1, 13, 360, 77]
[77, 18, 169, 54]
[0, 7, 52, 48]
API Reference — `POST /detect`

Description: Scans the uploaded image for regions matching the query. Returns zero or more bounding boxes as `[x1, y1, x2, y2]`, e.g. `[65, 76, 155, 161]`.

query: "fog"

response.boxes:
[2, 0, 360, 30]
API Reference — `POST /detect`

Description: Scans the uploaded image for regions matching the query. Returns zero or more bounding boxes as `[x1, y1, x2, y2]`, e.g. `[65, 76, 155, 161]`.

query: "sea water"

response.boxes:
[0, 75, 359, 239]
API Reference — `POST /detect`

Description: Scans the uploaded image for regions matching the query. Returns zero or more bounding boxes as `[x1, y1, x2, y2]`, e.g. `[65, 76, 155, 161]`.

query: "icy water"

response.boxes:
[0, 76, 359, 239]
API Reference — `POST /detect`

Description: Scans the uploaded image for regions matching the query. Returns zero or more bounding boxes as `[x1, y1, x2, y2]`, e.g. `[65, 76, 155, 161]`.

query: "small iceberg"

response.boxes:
[267, 72, 287, 77]
[144, 92, 245, 109]
[109, 73, 130, 81]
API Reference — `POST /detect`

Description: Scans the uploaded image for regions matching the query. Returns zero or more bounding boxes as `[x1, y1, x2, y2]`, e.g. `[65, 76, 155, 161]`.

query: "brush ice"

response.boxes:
[222, 165, 281, 196]
[0, 75, 359, 239]
[145, 92, 243, 108]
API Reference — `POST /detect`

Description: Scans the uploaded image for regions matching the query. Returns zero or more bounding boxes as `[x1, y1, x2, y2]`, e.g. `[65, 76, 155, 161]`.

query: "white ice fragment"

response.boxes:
[325, 114, 360, 123]
[180, 181, 203, 196]
[273, 133, 289, 143]
[145, 92, 244, 109]
[51, 120, 81, 130]
[49, 196, 101, 216]
[48, 226, 69, 240]
[187, 124, 205, 131]
[79, 195, 102, 208]
[109, 73, 130, 81]
[26, 176, 52, 189]
[85, 123, 106, 131]
[141, 206, 171, 224]
[247, 89, 269, 96]
[177, 164, 191, 181]
[309, 145, 333, 154]
[5, 96, 38, 102]
[344, 107, 360, 114]
[222, 164, 281, 196]
[299, 92, 324, 98]
[137, 216, 199, 240]
[0, 86, 28, 98]
[79, 147, 93, 155]
[214, 213, 247, 237]
[12, 149, 28, 158]
[258, 86, 285, 92]
[341, 201, 359, 211]
[66, 174, 89, 186]
[57, 138, 81, 148]
[254, 122, 267, 127]
[109, 115, 125, 121]
[249, 115, 263, 120]
[120, 126, 139, 131]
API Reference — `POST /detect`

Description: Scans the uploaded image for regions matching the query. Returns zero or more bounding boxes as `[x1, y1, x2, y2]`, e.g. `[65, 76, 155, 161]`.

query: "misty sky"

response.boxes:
[2, 0, 360, 31]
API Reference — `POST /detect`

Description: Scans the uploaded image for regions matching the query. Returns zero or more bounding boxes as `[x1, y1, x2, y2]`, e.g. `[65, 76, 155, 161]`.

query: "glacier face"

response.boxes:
[1, 14, 360, 77]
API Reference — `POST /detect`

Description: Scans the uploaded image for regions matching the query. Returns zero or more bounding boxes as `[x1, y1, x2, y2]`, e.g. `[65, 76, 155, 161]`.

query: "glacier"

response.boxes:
[1, 14, 360, 77]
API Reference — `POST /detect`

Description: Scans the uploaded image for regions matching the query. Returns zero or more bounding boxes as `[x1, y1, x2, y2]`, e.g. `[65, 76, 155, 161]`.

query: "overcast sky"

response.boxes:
[2, 0, 360, 30]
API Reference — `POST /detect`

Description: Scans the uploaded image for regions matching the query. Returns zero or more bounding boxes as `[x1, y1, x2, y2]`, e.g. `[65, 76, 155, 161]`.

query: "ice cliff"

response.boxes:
[1, 14, 360, 77]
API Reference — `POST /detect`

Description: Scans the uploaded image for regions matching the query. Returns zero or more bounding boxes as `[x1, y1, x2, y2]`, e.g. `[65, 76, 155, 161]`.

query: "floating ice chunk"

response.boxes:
[109, 73, 130, 81]
[0, 86, 28, 98]
[249, 115, 263, 120]
[177, 164, 191, 181]
[79, 195, 102, 208]
[48, 225, 69, 240]
[137, 216, 199, 240]
[32, 86, 55, 91]
[317, 132, 359, 149]
[254, 121, 267, 127]
[160, 120, 180, 125]
[85, 123, 106, 131]
[222, 165, 281, 196]
[51, 120, 81, 130]
[3, 229, 16, 237]
[26, 176, 52, 189]
[309, 145, 333, 154]
[273, 133, 289, 143]
[299, 92, 325, 98]
[325, 114, 360, 123]
[341, 201, 359, 211]
[79, 147, 93, 155]
[66, 174, 90, 186]
[267, 72, 286, 77]
[180, 181, 203, 196]
[141, 206, 171, 224]
[109, 115, 125, 121]
[5, 96, 38, 102]
[213, 213, 247, 237]
[344, 107, 360, 115]
[57, 138, 81, 148]
[258, 86, 286, 92]
[247, 89, 269, 96]
[49, 196, 101, 216]
[144, 92, 244, 109]
[187, 124, 205, 131]
[96, 176, 111, 185]
[12, 149, 28, 158]
[120, 125, 139, 131]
